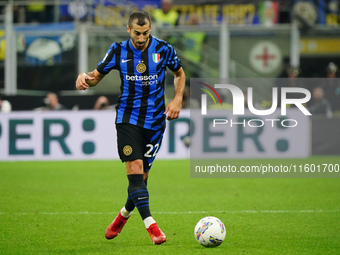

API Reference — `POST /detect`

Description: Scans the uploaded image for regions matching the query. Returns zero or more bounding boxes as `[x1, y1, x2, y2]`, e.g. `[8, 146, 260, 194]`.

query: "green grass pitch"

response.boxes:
[0, 157, 339, 255]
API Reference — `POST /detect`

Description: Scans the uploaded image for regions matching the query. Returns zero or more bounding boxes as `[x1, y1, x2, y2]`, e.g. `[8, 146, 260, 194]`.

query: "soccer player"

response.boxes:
[75, 11, 185, 245]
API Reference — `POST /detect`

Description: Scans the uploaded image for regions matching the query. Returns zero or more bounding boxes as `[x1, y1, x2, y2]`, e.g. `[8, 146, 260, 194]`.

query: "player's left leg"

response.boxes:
[141, 127, 166, 244]
[106, 124, 166, 244]
[123, 126, 164, 229]
[124, 160, 166, 245]
[122, 171, 149, 216]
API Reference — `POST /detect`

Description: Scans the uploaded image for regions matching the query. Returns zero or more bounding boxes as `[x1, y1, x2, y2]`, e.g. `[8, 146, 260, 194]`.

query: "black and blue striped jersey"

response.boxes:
[97, 35, 182, 130]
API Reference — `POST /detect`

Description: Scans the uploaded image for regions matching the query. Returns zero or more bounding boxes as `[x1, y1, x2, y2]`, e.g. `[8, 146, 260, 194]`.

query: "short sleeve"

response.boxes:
[97, 42, 117, 74]
[166, 43, 182, 72]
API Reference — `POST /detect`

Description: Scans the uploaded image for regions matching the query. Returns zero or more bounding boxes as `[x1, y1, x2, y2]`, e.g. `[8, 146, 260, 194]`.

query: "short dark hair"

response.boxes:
[128, 11, 151, 28]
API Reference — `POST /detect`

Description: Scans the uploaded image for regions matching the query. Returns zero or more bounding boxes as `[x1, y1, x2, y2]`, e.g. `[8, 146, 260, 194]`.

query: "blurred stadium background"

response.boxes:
[1, 0, 340, 105]
[0, 0, 339, 160]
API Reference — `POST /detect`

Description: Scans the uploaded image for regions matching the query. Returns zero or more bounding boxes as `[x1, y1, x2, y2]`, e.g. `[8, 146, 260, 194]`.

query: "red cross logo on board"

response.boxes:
[250, 41, 282, 74]
[255, 47, 276, 67]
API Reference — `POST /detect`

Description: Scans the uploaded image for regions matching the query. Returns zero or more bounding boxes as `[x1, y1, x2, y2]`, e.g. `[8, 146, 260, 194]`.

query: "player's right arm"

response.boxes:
[76, 69, 105, 90]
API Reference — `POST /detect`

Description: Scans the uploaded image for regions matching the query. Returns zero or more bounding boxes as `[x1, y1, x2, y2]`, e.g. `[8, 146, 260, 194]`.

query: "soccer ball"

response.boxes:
[194, 216, 226, 247]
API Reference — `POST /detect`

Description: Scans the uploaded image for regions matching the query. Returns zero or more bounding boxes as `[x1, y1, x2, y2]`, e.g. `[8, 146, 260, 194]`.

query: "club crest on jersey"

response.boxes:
[152, 53, 160, 63]
[136, 60, 147, 73]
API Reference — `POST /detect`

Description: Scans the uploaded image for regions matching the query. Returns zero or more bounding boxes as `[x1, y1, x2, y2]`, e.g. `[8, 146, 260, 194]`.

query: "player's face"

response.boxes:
[127, 19, 151, 51]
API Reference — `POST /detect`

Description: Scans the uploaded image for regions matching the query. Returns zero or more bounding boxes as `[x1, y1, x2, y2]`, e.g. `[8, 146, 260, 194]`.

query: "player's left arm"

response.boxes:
[164, 67, 186, 120]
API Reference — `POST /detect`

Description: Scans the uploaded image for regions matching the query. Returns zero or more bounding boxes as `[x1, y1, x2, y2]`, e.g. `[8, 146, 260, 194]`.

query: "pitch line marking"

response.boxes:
[0, 209, 339, 216]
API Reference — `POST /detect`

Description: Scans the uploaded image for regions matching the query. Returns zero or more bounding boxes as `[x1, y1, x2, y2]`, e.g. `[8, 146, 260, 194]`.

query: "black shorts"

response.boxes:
[116, 123, 165, 172]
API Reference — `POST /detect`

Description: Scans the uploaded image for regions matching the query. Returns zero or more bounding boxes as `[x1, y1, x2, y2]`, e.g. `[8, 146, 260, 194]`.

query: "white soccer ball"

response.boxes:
[194, 216, 226, 247]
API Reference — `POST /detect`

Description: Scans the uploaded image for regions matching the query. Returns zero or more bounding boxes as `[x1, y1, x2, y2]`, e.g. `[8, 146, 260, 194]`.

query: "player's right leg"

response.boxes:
[105, 175, 146, 240]
[106, 124, 166, 244]
[105, 208, 131, 239]
[105, 124, 142, 240]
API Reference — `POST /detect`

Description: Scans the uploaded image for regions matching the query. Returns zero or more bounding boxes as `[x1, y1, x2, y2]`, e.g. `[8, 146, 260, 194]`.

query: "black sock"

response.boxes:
[124, 177, 148, 212]
[124, 189, 135, 212]
[127, 174, 151, 220]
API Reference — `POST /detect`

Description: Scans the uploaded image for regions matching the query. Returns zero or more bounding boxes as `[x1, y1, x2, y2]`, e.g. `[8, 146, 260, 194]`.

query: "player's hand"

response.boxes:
[76, 73, 95, 90]
[164, 96, 182, 120]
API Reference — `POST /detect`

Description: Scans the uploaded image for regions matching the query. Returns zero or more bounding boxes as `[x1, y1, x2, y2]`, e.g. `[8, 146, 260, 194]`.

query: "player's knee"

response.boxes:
[126, 159, 143, 175]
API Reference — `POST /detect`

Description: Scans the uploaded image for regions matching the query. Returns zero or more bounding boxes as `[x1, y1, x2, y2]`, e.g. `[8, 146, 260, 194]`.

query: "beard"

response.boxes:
[133, 37, 149, 50]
